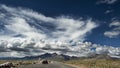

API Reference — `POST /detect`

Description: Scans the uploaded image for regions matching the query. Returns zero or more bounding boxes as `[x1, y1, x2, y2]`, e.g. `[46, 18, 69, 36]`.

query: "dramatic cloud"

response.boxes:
[104, 21, 120, 38]
[0, 4, 98, 42]
[0, 4, 119, 58]
[97, 0, 118, 4]
[0, 4, 99, 57]
[0, 39, 120, 58]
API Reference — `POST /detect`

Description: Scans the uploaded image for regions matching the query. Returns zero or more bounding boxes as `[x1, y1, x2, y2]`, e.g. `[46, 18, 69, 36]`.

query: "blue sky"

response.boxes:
[0, 0, 120, 46]
[0, 0, 120, 57]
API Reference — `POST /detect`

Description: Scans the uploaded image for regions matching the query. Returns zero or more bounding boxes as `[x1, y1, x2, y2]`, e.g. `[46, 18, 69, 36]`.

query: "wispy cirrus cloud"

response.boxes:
[0, 4, 98, 42]
[104, 21, 120, 38]
[96, 0, 118, 4]
[104, 10, 114, 14]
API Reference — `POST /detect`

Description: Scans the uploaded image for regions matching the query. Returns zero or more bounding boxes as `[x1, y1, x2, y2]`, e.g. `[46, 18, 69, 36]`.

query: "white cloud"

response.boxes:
[109, 21, 120, 27]
[104, 21, 120, 38]
[97, 0, 118, 4]
[0, 4, 99, 57]
[96, 46, 109, 54]
[0, 4, 98, 42]
[104, 10, 113, 14]
[0, 4, 119, 58]
[104, 31, 120, 38]
[0, 39, 120, 58]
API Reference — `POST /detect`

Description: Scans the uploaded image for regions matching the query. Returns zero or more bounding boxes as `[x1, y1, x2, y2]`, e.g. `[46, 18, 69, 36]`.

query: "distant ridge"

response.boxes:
[22, 53, 77, 61]
[0, 53, 119, 60]
[79, 54, 120, 60]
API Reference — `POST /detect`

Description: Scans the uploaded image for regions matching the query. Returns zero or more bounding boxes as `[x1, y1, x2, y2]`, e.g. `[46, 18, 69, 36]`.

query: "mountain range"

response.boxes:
[0, 53, 119, 61]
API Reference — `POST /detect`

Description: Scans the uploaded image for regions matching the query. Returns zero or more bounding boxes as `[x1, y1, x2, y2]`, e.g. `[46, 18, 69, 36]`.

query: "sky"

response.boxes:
[0, 0, 120, 58]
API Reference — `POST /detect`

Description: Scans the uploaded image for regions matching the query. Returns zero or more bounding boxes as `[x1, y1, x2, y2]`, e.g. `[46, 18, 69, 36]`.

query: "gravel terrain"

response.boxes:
[18, 62, 75, 68]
